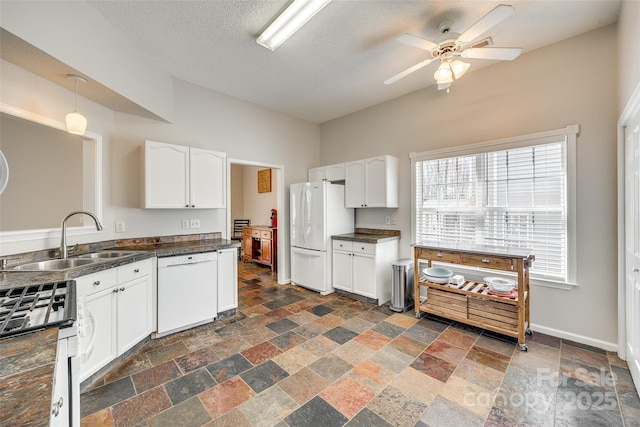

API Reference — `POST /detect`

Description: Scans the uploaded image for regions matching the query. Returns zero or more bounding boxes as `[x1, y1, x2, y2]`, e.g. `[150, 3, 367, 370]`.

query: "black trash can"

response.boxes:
[390, 259, 414, 312]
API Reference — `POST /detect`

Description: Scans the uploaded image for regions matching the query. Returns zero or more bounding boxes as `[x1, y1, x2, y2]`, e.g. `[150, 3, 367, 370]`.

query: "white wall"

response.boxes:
[320, 25, 619, 348]
[230, 164, 278, 227]
[242, 166, 278, 227]
[618, 0, 640, 111]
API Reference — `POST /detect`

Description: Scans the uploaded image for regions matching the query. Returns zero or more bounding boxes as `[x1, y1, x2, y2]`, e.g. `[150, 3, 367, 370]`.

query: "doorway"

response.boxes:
[226, 158, 286, 285]
[618, 82, 640, 391]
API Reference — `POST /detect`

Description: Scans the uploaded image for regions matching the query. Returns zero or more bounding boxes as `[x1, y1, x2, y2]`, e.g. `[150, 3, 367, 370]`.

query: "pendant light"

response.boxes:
[65, 74, 87, 135]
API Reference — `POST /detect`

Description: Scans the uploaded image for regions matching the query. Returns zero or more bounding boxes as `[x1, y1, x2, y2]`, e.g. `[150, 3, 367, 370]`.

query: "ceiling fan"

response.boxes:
[384, 4, 522, 91]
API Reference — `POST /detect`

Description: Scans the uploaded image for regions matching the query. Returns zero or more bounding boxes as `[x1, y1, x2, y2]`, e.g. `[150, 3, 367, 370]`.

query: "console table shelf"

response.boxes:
[413, 242, 534, 351]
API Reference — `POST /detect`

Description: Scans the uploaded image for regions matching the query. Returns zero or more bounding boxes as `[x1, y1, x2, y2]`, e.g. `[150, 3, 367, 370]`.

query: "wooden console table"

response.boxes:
[413, 242, 534, 351]
[243, 225, 277, 272]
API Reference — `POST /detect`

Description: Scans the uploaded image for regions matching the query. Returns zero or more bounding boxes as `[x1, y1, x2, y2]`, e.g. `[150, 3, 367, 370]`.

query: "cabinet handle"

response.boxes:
[191, 204, 195, 208]
[52, 405, 59, 417]
[633, 268, 639, 273]
[481, 258, 491, 264]
[58, 397, 63, 408]
[93, 280, 100, 286]
[185, 204, 189, 208]
[134, 268, 140, 273]
[120, 287, 125, 292]
[113, 289, 119, 293]
[436, 252, 443, 257]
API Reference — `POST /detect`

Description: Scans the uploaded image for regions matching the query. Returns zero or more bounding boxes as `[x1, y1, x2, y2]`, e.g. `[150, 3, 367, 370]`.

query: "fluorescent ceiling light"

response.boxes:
[257, 0, 332, 51]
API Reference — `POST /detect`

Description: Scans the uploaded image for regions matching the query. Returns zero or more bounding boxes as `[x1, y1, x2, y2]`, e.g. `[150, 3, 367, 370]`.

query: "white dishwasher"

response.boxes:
[157, 251, 217, 337]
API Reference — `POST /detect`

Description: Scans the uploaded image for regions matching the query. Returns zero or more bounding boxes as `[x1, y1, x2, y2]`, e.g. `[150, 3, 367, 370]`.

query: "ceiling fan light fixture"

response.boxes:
[65, 74, 87, 135]
[450, 60, 470, 79]
[257, 0, 332, 51]
[433, 62, 453, 85]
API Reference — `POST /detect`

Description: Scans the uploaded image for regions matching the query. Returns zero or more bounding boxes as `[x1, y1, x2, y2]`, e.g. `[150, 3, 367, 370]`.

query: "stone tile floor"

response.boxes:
[80, 262, 640, 426]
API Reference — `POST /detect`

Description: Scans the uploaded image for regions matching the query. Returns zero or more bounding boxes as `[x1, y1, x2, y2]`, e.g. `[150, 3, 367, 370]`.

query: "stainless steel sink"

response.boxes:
[75, 250, 139, 259]
[10, 258, 99, 271]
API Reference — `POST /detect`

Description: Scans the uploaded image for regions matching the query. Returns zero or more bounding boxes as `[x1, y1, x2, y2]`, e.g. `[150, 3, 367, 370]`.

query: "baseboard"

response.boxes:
[529, 323, 618, 352]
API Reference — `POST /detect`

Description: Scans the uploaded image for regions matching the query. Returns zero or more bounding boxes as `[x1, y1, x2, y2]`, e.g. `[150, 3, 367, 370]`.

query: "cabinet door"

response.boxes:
[353, 253, 376, 298]
[345, 161, 365, 208]
[364, 157, 388, 208]
[144, 140, 189, 208]
[80, 287, 117, 381]
[218, 248, 238, 312]
[190, 148, 226, 208]
[116, 274, 152, 355]
[308, 167, 326, 182]
[261, 238, 272, 265]
[243, 234, 253, 261]
[325, 163, 345, 181]
[332, 250, 353, 291]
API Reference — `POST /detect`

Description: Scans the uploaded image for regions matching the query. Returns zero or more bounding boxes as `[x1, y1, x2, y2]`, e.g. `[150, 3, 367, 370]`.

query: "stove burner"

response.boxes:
[0, 281, 76, 339]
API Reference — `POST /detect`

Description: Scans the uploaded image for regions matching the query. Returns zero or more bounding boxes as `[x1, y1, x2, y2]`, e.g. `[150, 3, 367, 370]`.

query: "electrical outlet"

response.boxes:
[182, 219, 190, 229]
[190, 219, 201, 229]
[115, 221, 125, 233]
[385, 217, 391, 225]
[391, 215, 396, 225]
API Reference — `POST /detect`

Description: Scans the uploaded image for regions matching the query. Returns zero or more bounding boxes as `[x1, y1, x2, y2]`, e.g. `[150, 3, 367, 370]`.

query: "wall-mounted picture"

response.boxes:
[258, 168, 271, 193]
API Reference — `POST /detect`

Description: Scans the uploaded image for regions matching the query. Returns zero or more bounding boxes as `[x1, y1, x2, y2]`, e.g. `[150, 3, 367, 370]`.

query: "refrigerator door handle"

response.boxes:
[291, 247, 322, 257]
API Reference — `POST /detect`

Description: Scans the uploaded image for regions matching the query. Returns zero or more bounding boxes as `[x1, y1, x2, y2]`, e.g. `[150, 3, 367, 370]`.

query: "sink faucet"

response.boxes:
[60, 211, 103, 259]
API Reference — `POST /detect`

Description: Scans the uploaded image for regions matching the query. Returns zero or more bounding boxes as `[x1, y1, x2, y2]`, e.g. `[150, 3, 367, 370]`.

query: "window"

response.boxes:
[411, 125, 579, 286]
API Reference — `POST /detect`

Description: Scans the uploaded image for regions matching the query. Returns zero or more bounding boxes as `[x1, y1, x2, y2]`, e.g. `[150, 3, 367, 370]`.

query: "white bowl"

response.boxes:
[423, 267, 453, 278]
[424, 274, 451, 284]
[484, 276, 517, 293]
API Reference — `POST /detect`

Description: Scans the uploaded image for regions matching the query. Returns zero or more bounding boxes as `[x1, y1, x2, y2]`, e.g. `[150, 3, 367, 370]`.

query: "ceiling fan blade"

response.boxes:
[457, 4, 515, 45]
[384, 59, 435, 85]
[396, 33, 438, 51]
[461, 47, 521, 61]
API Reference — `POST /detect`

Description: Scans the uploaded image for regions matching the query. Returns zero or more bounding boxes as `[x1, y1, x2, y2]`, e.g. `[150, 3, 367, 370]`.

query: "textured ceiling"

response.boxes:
[4, 1, 623, 124]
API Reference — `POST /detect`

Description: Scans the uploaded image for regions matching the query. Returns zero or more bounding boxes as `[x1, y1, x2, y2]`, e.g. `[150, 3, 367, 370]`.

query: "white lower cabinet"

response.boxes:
[77, 259, 152, 381]
[115, 266, 152, 355]
[332, 239, 398, 305]
[217, 248, 239, 312]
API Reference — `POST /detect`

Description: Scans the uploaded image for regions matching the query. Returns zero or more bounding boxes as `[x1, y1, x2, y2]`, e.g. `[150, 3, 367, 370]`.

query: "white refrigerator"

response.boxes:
[290, 181, 354, 295]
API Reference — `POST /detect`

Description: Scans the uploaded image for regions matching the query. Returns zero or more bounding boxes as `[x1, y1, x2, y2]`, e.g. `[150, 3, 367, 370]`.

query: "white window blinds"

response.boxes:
[414, 128, 577, 283]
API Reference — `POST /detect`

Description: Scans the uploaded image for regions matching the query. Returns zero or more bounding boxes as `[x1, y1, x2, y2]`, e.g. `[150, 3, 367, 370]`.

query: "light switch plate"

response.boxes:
[115, 221, 125, 233]
[190, 219, 201, 229]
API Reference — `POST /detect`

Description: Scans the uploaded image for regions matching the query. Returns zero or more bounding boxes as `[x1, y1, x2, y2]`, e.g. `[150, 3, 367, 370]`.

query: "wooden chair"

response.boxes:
[232, 219, 250, 259]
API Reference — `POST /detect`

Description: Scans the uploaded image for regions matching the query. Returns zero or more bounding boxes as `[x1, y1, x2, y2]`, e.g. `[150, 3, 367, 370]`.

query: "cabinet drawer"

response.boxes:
[117, 259, 152, 283]
[251, 229, 261, 238]
[416, 248, 462, 264]
[260, 230, 272, 239]
[352, 242, 375, 255]
[332, 240, 353, 251]
[462, 254, 514, 271]
[76, 269, 117, 297]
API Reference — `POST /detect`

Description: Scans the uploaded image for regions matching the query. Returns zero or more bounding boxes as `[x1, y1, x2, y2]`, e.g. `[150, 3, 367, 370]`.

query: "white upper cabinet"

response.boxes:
[308, 163, 345, 182]
[143, 140, 226, 209]
[345, 155, 398, 208]
[308, 167, 326, 182]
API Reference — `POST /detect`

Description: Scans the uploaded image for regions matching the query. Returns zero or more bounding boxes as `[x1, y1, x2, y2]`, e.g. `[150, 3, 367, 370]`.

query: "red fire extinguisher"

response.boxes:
[270, 209, 278, 228]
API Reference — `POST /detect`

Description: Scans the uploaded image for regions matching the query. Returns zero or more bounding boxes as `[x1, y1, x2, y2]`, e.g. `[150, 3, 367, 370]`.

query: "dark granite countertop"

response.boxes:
[0, 236, 239, 289]
[0, 327, 59, 427]
[332, 228, 401, 244]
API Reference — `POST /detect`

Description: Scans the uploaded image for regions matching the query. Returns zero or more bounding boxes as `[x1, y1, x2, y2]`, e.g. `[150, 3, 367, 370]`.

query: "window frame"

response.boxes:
[410, 125, 579, 290]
